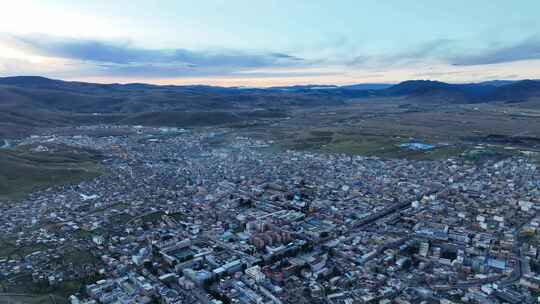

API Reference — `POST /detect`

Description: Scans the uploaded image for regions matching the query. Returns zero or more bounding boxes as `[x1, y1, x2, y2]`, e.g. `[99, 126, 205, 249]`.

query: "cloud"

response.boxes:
[450, 36, 540, 66]
[0, 34, 305, 77]
[346, 37, 540, 68]
[346, 39, 457, 68]
[2, 33, 540, 84]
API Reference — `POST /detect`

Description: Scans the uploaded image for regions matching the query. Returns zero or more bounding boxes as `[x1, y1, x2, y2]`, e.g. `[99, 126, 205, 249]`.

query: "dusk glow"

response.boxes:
[0, 0, 539, 86]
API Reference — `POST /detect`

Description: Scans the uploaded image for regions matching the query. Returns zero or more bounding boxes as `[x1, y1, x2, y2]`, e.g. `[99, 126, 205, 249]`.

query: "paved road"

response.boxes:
[497, 211, 538, 287]
[349, 176, 532, 292]
[433, 211, 540, 291]
[352, 189, 440, 229]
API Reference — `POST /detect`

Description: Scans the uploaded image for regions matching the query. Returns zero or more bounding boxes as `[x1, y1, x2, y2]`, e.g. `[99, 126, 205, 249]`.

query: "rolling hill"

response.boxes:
[1, 76, 539, 138]
[379, 79, 540, 103]
[0, 144, 102, 200]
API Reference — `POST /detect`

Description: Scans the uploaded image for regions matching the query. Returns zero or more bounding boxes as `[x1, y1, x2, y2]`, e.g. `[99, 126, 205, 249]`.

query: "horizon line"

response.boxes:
[0, 75, 535, 89]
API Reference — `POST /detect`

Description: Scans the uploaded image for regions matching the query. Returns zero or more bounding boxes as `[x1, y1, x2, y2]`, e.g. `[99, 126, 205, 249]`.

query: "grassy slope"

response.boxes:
[0, 147, 101, 200]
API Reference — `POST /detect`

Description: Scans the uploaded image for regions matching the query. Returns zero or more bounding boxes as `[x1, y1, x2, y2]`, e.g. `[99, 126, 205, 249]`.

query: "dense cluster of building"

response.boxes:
[1, 125, 540, 304]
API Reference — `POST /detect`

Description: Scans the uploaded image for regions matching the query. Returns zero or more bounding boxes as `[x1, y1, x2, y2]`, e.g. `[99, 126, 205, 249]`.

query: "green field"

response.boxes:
[270, 127, 466, 161]
[1, 273, 103, 304]
[0, 294, 67, 304]
[0, 145, 101, 200]
[0, 238, 51, 260]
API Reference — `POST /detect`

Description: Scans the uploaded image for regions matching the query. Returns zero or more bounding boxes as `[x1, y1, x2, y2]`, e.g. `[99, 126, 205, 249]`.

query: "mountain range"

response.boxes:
[1, 76, 539, 137]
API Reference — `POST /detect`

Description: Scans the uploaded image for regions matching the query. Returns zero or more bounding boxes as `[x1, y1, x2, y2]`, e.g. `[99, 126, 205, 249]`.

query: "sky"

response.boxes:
[0, 0, 539, 87]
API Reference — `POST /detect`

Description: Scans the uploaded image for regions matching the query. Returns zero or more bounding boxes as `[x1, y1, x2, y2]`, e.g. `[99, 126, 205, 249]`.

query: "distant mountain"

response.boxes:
[340, 83, 393, 90]
[381, 79, 540, 103]
[268, 84, 339, 91]
[487, 80, 540, 102]
[1, 76, 539, 137]
[0, 76, 345, 137]
[2, 76, 538, 109]
[476, 80, 516, 87]
[268, 83, 392, 91]
[0, 76, 63, 87]
[0, 76, 346, 113]
[384, 80, 453, 96]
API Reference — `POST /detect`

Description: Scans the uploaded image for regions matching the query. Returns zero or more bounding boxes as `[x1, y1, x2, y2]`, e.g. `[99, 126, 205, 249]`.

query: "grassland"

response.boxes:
[0, 247, 103, 303]
[228, 99, 540, 161]
[0, 145, 102, 201]
[0, 238, 50, 260]
[0, 294, 67, 304]
[0, 273, 102, 304]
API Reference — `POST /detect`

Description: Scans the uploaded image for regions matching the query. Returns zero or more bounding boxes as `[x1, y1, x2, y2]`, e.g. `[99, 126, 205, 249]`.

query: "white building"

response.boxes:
[92, 235, 105, 245]
[245, 265, 265, 282]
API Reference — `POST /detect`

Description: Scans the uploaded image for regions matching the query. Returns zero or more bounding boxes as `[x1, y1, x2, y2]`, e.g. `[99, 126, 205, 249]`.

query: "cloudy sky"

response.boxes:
[0, 0, 539, 86]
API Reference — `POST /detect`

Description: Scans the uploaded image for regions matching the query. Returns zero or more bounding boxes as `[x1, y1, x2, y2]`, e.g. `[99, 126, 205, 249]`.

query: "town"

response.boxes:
[1, 125, 540, 304]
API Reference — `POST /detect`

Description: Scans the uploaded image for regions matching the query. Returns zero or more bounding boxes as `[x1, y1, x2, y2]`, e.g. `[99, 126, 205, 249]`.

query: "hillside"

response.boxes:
[486, 80, 540, 102]
[380, 79, 540, 103]
[1, 76, 540, 138]
[0, 144, 102, 200]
